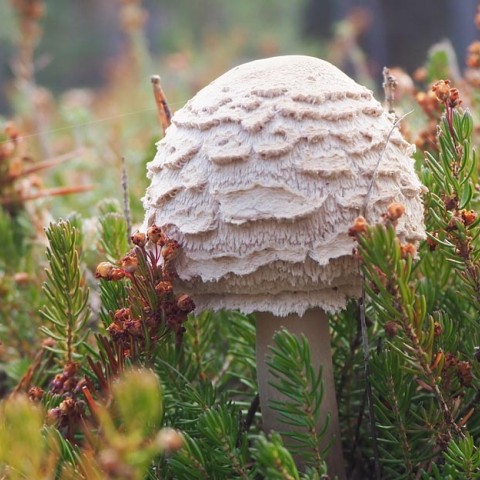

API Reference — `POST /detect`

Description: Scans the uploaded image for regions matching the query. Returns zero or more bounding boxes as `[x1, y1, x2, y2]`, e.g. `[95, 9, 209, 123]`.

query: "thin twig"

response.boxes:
[121, 156, 132, 242]
[1, 185, 94, 204]
[382, 67, 398, 117]
[243, 394, 260, 434]
[7, 148, 88, 180]
[362, 110, 414, 220]
[151, 75, 172, 135]
[359, 293, 382, 480]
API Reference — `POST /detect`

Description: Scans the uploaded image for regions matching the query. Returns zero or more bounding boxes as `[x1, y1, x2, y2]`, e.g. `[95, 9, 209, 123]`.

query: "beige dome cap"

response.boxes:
[142, 55, 425, 317]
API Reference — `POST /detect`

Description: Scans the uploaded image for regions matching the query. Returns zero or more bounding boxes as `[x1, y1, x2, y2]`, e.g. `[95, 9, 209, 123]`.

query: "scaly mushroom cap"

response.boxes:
[143, 55, 425, 316]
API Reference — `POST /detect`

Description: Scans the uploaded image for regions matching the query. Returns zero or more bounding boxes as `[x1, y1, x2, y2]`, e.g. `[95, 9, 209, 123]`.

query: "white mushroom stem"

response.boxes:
[255, 308, 346, 480]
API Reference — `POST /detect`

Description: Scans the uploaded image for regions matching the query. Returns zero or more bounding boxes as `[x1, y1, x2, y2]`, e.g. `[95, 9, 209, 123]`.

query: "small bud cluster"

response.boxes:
[466, 41, 480, 69]
[96, 224, 195, 358]
[349, 203, 415, 260]
[414, 81, 462, 152]
[441, 353, 474, 391]
[432, 80, 461, 109]
[33, 361, 87, 440]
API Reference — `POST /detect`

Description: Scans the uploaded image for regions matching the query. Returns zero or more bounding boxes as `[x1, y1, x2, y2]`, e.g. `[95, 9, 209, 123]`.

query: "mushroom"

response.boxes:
[142, 55, 425, 478]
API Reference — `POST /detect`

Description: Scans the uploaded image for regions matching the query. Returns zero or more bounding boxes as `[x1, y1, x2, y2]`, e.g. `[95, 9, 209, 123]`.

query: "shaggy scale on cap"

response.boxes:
[143, 55, 425, 316]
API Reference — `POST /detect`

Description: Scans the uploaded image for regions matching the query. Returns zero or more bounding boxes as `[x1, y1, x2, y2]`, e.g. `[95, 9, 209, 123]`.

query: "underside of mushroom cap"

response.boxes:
[142, 55, 425, 317]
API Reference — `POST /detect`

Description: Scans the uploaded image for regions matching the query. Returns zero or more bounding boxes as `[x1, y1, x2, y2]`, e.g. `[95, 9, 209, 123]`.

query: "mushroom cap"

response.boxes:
[142, 55, 425, 316]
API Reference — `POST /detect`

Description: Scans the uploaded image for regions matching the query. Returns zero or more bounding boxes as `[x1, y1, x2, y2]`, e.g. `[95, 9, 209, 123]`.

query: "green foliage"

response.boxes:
[168, 404, 250, 479]
[253, 432, 300, 480]
[356, 98, 480, 478]
[97, 199, 130, 264]
[267, 329, 329, 472]
[40, 220, 90, 363]
[0, 395, 58, 480]
[0, 207, 23, 272]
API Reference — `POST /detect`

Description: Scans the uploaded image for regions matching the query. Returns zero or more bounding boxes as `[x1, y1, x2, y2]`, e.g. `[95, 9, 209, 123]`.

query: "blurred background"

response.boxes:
[0, 0, 479, 219]
[1, 0, 479, 112]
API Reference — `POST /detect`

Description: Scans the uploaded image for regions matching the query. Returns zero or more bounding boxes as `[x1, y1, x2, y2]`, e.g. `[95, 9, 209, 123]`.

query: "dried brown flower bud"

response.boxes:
[433, 321, 443, 337]
[13, 272, 30, 286]
[0, 141, 15, 161]
[110, 268, 126, 281]
[162, 240, 180, 264]
[176, 294, 195, 313]
[444, 195, 458, 211]
[156, 428, 184, 453]
[46, 407, 61, 425]
[155, 281, 173, 297]
[125, 319, 143, 337]
[95, 262, 115, 279]
[461, 209, 477, 226]
[348, 216, 368, 237]
[4, 121, 20, 142]
[467, 41, 480, 68]
[59, 398, 76, 415]
[114, 308, 132, 322]
[98, 448, 127, 477]
[386, 202, 405, 222]
[63, 361, 79, 378]
[28, 386, 44, 401]
[131, 231, 146, 247]
[413, 67, 428, 83]
[444, 353, 458, 368]
[107, 322, 125, 340]
[400, 243, 416, 258]
[120, 251, 139, 274]
[457, 361, 473, 387]
[432, 80, 452, 103]
[147, 224, 166, 245]
[447, 215, 462, 231]
[384, 320, 399, 338]
[448, 88, 461, 108]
